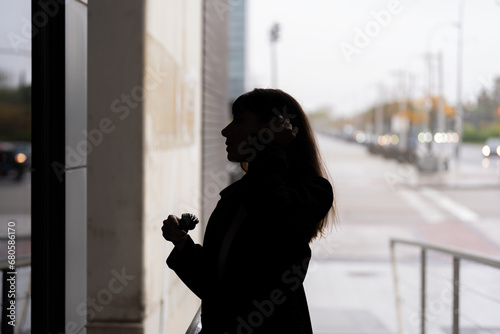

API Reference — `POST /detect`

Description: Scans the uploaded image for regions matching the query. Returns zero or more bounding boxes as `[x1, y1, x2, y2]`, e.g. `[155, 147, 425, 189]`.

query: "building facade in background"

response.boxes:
[227, 0, 246, 103]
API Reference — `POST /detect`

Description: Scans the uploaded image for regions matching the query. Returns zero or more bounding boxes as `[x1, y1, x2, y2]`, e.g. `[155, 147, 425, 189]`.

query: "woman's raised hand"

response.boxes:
[162, 215, 188, 249]
[272, 115, 299, 148]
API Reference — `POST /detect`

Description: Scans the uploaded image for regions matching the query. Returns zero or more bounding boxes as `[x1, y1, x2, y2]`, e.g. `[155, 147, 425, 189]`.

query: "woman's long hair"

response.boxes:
[232, 88, 337, 241]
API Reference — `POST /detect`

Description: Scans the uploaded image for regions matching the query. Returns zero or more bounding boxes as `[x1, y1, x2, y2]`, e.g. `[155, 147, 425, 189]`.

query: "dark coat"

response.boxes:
[167, 145, 334, 334]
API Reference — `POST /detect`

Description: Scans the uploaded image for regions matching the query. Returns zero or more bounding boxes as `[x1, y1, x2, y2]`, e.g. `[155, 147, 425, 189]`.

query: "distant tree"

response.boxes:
[0, 78, 31, 141]
[0, 71, 7, 86]
[462, 76, 500, 141]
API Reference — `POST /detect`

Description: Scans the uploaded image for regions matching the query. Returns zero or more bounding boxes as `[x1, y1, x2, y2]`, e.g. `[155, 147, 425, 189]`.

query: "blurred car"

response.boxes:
[481, 137, 500, 158]
[0, 141, 31, 181]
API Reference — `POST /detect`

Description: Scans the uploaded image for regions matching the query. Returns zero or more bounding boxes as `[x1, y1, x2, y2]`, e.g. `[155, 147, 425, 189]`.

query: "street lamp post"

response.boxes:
[455, 0, 465, 161]
[270, 23, 280, 88]
[376, 84, 386, 139]
[425, 20, 459, 169]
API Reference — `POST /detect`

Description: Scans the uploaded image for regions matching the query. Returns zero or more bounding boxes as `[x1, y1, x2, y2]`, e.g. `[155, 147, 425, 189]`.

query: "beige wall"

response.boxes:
[143, 0, 203, 332]
[88, 0, 203, 333]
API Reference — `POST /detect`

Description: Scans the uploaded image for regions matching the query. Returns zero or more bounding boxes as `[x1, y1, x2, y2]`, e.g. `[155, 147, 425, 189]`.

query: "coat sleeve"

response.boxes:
[242, 143, 333, 227]
[166, 235, 205, 299]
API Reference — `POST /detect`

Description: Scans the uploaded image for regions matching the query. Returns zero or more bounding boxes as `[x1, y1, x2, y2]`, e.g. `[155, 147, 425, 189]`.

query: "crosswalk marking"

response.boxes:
[420, 187, 479, 224]
[397, 189, 446, 224]
[397, 188, 480, 224]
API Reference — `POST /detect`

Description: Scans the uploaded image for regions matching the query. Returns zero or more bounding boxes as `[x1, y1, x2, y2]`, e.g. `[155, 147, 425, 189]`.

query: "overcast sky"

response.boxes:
[1, 0, 499, 118]
[0, 0, 31, 88]
[246, 0, 500, 116]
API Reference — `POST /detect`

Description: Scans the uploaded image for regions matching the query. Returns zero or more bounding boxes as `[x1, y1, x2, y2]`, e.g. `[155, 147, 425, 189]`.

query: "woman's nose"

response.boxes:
[221, 124, 229, 137]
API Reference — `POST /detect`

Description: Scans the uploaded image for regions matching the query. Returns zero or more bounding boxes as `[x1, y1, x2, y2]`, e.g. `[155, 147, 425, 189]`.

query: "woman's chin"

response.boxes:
[226, 151, 245, 163]
[227, 155, 242, 163]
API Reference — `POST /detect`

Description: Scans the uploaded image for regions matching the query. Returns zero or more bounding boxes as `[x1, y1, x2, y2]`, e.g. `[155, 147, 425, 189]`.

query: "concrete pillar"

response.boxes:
[87, 1, 202, 333]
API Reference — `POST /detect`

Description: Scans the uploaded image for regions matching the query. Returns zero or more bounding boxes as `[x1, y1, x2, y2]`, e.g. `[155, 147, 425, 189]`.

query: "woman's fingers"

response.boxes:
[275, 116, 292, 131]
[162, 215, 187, 242]
[270, 116, 298, 148]
[162, 227, 187, 242]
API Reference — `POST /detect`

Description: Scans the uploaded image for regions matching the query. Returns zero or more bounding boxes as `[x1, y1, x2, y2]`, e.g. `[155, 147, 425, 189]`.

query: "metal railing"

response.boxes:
[390, 238, 500, 334]
[1, 256, 31, 334]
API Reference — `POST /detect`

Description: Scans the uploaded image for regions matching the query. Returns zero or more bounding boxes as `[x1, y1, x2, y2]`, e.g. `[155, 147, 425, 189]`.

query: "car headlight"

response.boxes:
[482, 145, 491, 157]
[15, 153, 27, 164]
[496, 146, 500, 156]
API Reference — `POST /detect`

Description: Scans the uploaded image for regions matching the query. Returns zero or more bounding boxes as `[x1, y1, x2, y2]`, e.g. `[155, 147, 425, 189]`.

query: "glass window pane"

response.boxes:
[0, 0, 31, 331]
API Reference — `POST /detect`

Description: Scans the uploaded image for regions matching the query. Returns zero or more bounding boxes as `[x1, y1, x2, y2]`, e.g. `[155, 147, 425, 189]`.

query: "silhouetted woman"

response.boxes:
[162, 88, 335, 334]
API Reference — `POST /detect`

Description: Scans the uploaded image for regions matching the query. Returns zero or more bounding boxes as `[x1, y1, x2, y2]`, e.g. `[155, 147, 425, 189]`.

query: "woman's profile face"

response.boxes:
[221, 108, 265, 162]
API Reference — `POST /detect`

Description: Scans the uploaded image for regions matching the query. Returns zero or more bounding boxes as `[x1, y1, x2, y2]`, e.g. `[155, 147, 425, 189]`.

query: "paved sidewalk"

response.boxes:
[305, 258, 500, 334]
[304, 136, 500, 334]
[305, 260, 397, 334]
